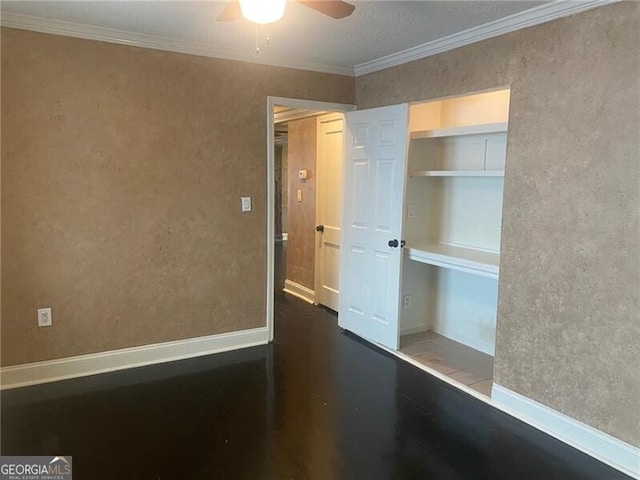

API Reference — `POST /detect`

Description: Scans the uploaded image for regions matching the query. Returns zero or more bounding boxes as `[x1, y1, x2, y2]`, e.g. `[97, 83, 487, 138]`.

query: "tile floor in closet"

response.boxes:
[400, 331, 494, 396]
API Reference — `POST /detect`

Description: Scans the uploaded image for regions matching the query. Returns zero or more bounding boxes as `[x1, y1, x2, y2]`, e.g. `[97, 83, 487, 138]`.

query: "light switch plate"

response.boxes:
[241, 196, 252, 212]
[297, 190, 303, 202]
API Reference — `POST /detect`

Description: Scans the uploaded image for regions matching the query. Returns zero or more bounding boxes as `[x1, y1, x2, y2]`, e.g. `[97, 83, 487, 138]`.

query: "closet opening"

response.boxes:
[398, 88, 511, 398]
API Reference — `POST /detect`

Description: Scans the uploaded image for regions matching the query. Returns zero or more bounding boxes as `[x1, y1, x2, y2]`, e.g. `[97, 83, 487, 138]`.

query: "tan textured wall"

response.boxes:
[1, 28, 354, 366]
[356, 3, 640, 446]
[0, 30, 3, 365]
[281, 145, 288, 235]
[274, 144, 289, 237]
[286, 117, 317, 290]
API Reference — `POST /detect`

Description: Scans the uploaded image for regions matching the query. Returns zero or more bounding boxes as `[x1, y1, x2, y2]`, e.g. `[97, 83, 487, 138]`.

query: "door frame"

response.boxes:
[266, 96, 355, 342]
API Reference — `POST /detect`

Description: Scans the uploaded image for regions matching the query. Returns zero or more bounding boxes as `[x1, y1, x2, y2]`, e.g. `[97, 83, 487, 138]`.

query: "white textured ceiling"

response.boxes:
[2, 1, 548, 73]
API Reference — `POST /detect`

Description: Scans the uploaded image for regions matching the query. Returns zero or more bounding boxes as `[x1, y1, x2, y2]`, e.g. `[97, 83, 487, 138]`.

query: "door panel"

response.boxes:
[323, 244, 341, 290]
[374, 159, 396, 231]
[354, 125, 369, 146]
[339, 104, 408, 350]
[315, 114, 345, 311]
[347, 246, 366, 315]
[372, 251, 391, 323]
[351, 160, 369, 228]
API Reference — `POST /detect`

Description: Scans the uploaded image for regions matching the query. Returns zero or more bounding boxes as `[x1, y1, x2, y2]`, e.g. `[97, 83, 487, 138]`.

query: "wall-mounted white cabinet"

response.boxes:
[339, 89, 510, 360]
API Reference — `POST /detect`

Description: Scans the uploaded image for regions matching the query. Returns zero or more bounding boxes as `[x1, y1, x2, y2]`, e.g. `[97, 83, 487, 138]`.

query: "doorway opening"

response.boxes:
[268, 90, 510, 402]
[266, 97, 354, 342]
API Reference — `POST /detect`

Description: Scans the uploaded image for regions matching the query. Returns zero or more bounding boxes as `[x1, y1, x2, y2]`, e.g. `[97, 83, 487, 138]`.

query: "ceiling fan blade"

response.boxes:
[297, 1, 355, 19]
[216, 2, 242, 22]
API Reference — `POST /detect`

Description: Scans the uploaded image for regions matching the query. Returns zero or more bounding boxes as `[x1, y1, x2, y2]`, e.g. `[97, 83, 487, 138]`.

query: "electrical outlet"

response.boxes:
[407, 204, 416, 219]
[38, 307, 52, 327]
[403, 295, 411, 309]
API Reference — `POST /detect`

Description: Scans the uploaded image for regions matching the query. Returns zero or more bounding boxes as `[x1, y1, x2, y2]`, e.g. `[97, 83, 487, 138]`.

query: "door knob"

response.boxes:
[316, 225, 325, 232]
[388, 239, 399, 248]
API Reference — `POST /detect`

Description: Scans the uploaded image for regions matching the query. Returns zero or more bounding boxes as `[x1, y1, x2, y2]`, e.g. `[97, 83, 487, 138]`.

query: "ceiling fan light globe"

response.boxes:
[239, 0, 286, 24]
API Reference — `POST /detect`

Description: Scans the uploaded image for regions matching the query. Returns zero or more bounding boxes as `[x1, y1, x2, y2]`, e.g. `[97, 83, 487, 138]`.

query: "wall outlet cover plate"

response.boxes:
[38, 307, 52, 327]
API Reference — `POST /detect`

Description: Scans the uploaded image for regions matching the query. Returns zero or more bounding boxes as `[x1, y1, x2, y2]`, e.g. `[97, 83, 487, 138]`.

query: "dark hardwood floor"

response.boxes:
[1, 243, 631, 479]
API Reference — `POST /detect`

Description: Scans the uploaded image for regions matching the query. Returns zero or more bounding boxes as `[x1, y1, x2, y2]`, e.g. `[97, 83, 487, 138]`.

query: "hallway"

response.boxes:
[0, 246, 631, 479]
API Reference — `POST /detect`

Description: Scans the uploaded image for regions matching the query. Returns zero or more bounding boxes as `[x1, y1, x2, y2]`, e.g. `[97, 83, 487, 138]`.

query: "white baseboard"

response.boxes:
[399, 324, 429, 336]
[0, 327, 268, 390]
[283, 279, 315, 304]
[492, 384, 640, 479]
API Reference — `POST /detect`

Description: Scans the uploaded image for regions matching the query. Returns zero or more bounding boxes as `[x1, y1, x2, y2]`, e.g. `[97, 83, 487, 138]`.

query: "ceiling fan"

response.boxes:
[217, 0, 356, 25]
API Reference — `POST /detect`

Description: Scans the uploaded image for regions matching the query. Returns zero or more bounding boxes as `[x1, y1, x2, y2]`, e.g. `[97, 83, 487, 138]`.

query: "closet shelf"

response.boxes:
[411, 122, 508, 139]
[405, 243, 499, 279]
[409, 170, 504, 177]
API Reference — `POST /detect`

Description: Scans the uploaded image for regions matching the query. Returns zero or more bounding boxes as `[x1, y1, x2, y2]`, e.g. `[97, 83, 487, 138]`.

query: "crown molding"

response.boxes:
[1, 1, 618, 79]
[0, 12, 355, 77]
[354, 0, 618, 77]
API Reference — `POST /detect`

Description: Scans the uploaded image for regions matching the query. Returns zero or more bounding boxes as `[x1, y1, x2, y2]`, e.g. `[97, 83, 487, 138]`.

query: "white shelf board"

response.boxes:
[405, 243, 499, 279]
[411, 122, 508, 139]
[410, 170, 504, 177]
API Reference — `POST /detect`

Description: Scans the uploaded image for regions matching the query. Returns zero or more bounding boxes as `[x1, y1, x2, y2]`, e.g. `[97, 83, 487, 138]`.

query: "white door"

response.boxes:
[339, 104, 408, 350]
[315, 113, 344, 311]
